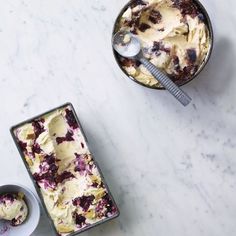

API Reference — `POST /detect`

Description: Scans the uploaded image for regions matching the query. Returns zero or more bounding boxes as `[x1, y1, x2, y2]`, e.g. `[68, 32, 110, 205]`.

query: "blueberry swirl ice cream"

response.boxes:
[116, 0, 211, 87]
[13, 105, 118, 235]
[0, 193, 28, 226]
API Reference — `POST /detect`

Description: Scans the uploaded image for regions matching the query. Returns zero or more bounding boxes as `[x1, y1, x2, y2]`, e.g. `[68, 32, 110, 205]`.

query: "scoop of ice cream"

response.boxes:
[116, 0, 210, 87]
[0, 193, 28, 226]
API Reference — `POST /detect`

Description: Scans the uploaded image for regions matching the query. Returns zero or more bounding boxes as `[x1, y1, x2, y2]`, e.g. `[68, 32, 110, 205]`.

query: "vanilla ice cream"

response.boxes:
[116, 0, 210, 87]
[13, 105, 118, 235]
[0, 193, 28, 226]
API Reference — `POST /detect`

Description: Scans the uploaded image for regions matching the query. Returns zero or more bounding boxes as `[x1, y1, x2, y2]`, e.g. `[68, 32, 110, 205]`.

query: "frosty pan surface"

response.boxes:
[10, 103, 119, 236]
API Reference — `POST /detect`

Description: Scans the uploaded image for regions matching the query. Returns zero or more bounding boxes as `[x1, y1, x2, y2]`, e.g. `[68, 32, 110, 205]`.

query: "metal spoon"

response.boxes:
[112, 30, 192, 106]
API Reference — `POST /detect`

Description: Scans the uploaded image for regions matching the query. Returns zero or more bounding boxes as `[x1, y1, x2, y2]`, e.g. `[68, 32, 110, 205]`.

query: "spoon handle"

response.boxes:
[139, 57, 192, 106]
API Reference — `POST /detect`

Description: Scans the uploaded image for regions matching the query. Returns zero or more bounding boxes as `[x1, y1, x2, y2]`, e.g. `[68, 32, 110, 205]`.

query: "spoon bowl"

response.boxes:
[112, 31, 141, 58]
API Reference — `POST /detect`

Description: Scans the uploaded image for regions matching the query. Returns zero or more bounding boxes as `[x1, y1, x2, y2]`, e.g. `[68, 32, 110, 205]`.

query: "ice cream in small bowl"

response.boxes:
[112, 0, 213, 89]
[0, 184, 40, 236]
[0, 192, 28, 226]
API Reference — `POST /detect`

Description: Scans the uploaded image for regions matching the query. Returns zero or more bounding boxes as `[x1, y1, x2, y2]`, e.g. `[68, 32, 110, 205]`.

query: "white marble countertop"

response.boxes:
[0, 0, 236, 236]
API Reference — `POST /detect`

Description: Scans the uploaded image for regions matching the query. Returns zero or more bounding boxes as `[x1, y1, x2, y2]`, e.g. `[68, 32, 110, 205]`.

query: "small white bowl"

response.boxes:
[0, 184, 40, 236]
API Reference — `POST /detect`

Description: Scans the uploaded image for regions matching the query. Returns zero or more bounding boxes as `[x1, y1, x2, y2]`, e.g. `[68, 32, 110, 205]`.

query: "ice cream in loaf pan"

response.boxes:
[12, 104, 119, 236]
[116, 0, 210, 87]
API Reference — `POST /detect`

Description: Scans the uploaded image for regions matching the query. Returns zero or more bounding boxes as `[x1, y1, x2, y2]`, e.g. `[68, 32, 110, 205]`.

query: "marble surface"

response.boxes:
[0, 0, 236, 236]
